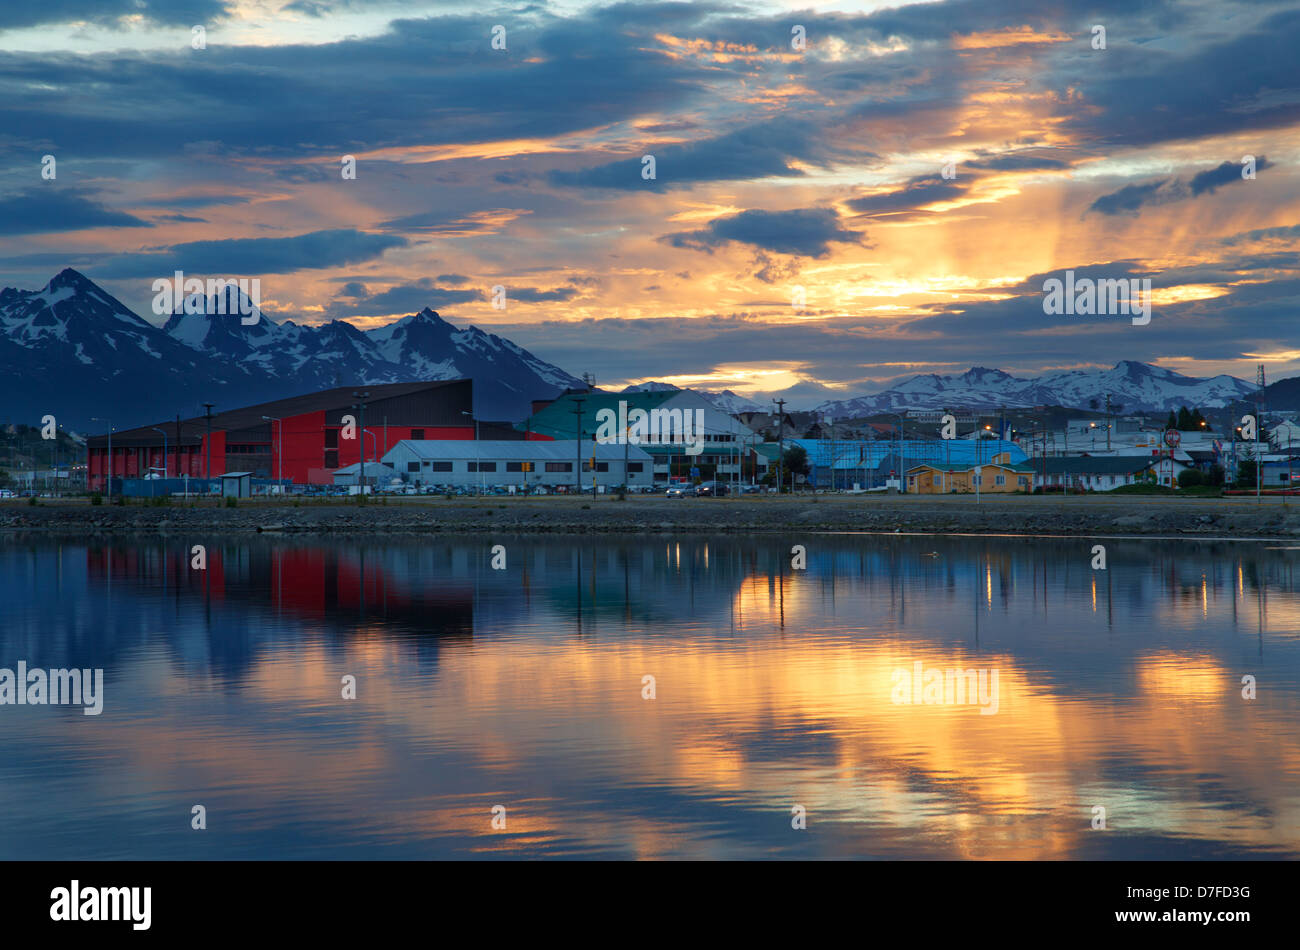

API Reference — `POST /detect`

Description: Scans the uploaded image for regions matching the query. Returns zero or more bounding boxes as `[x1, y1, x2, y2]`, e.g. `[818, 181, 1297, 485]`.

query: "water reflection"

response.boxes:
[0, 534, 1296, 859]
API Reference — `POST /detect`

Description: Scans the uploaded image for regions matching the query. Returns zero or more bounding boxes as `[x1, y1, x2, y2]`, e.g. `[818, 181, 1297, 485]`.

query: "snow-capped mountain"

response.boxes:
[0, 270, 585, 429]
[0, 269, 257, 432]
[812, 362, 1256, 417]
[621, 381, 765, 414]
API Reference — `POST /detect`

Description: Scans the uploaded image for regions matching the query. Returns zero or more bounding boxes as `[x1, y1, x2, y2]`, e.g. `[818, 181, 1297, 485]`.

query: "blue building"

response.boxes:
[791, 439, 1028, 489]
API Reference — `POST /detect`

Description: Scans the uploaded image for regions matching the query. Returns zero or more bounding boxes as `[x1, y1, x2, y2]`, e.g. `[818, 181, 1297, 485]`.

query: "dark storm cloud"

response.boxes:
[323, 277, 482, 318]
[1221, 223, 1300, 246]
[0, 11, 716, 163]
[664, 208, 864, 258]
[1054, 8, 1300, 149]
[966, 154, 1070, 172]
[1088, 157, 1273, 215]
[0, 0, 231, 30]
[549, 118, 844, 192]
[846, 176, 967, 216]
[0, 188, 151, 234]
[88, 229, 407, 279]
[509, 287, 579, 302]
[1087, 180, 1177, 216]
[133, 195, 254, 209]
[1190, 157, 1273, 195]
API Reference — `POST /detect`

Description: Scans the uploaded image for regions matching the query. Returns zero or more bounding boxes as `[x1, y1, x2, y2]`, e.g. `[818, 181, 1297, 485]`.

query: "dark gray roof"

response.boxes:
[1036, 456, 1160, 474]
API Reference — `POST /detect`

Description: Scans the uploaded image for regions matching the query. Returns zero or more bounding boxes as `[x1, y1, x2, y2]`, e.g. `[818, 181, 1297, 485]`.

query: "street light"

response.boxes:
[351, 391, 370, 500]
[92, 417, 114, 501]
[262, 415, 283, 493]
[461, 410, 481, 493]
[149, 426, 169, 478]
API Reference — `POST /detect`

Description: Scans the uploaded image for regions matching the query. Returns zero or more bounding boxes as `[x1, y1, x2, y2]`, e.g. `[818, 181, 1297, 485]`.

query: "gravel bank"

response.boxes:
[4, 494, 1300, 539]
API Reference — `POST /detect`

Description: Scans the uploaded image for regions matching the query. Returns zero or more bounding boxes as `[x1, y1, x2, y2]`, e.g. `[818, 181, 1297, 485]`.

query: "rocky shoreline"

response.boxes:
[3, 495, 1300, 539]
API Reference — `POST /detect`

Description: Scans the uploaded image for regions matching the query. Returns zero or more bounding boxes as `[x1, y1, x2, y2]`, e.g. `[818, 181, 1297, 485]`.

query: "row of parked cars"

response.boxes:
[662, 481, 764, 497]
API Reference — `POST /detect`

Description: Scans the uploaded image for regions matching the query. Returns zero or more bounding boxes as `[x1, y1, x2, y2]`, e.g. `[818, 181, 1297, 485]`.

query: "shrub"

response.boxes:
[90, 493, 103, 506]
[225, 496, 237, 508]
[1178, 469, 1204, 488]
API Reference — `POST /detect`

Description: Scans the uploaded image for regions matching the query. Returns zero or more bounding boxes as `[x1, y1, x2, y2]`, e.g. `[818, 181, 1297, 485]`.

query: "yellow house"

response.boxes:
[906, 452, 1035, 494]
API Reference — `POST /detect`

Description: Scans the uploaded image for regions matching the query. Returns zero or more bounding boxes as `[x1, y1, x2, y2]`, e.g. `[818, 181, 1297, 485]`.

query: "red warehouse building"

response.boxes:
[85, 379, 525, 489]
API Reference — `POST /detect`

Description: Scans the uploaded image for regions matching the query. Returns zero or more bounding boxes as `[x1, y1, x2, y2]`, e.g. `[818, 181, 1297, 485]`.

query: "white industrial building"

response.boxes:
[380, 439, 655, 490]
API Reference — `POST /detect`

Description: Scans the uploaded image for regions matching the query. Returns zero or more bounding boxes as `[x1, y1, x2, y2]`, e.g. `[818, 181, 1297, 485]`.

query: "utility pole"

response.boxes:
[93, 417, 113, 501]
[202, 403, 214, 488]
[1256, 364, 1266, 501]
[352, 390, 370, 501]
[572, 395, 586, 495]
[774, 399, 786, 493]
[1105, 393, 1112, 451]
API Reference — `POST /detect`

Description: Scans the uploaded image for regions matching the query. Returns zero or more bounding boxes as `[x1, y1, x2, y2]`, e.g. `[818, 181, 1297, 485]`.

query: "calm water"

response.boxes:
[1, 533, 1297, 859]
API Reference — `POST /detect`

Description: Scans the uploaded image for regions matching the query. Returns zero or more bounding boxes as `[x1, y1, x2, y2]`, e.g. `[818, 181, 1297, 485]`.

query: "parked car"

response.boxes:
[665, 485, 697, 498]
[0, 489, 15, 499]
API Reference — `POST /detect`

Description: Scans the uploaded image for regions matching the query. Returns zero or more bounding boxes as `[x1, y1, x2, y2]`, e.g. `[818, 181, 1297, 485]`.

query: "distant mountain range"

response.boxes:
[0, 269, 583, 430]
[0, 269, 1272, 433]
[621, 381, 766, 414]
[808, 363, 1257, 418]
[624, 363, 1259, 418]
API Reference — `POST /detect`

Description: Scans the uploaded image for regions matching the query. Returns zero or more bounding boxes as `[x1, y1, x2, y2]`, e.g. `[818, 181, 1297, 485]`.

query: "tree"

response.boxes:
[1176, 406, 1192, 430]
[1165, 410, 1177, 431]
[1235, 458, 1257, 487]
[1206, 464, 1225, 487]
[1178, 468, 1204, 488]
[782, 445, 809, 486]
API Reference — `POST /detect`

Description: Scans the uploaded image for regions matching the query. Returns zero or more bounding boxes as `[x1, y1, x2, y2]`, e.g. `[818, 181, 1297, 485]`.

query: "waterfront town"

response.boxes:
[0, 375, 1291, 502]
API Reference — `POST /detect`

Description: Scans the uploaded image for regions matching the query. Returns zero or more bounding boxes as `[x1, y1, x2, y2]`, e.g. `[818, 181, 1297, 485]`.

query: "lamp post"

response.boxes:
[461, 410, 481, 493]
[351, 391, 370, 500]
[362, 429, 378, 483]
[202, 402, 215, 486]
[91, 417, 113, 500]
[570, 397, 585, 496]
[262, 415, 283, 493]
[149, 426, 169, 478]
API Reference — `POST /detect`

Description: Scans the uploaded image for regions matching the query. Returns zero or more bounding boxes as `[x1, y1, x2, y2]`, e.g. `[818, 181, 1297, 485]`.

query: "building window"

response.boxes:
[432, 461, 452, 472]
[627, 462, 643, 473]
[1018, 476, 1028, 487]
[407, 462, 420, 473]
[468, 461, 497, 473]
[410, 429, 425, 440]
[994, 474, 1005, 486]
[545, 462, 572, 473]
[325, 428, 339, 449]
[507, 462, 524, 472]
[324, 450, 339, 469]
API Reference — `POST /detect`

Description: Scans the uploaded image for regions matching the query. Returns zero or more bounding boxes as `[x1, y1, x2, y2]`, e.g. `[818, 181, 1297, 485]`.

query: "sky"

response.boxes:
[1, 0, 1297, 405]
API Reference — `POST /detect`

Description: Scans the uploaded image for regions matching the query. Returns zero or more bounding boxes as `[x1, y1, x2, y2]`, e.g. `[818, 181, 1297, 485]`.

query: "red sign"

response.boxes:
[1164, 429, 1181, 447]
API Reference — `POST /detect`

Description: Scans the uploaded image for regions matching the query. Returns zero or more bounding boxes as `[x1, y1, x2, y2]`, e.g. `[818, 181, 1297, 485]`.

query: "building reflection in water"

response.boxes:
[0, 534, 1293, 859]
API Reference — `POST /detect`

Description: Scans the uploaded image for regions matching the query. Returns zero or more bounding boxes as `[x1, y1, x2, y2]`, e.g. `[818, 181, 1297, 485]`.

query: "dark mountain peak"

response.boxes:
[48, 268, 96, 292]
